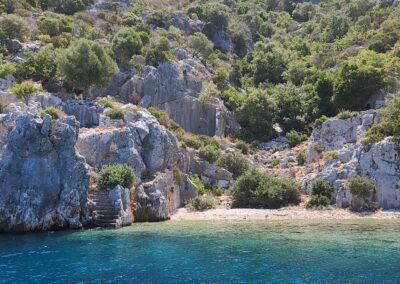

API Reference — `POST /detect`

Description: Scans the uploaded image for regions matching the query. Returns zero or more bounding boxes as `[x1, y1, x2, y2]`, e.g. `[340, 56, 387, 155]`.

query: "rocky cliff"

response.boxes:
[302, 110, 400, 209]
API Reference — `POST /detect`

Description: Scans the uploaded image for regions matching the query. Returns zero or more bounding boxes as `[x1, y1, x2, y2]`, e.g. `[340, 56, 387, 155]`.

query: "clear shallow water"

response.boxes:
[1, 220, 400, 283]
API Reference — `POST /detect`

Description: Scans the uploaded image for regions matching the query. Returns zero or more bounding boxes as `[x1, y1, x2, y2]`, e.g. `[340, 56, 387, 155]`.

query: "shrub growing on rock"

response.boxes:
[286, 130, 308, 148]
[112, 27, 143, 69]
[236, 140, 249, 155]
[98, 164, 136, 190]
[186, 195, 216, 211]
[199, 145, 221, 164]
[217, 152, 250, 178]
[297, 150, 306, 165]
[190, 174, 206, 195]
[39, 107, 61, 119]
[105, 108, 125, 119]
[231, 169, 300, 209]
[323, 150, 339, 161]
[305, 195, 331, 209]
[11, 80, 41, 100]
[348, 176, 375, 199]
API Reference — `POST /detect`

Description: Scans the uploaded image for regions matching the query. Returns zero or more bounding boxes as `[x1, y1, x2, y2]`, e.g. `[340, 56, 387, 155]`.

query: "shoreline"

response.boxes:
[171, 207, 400, 221]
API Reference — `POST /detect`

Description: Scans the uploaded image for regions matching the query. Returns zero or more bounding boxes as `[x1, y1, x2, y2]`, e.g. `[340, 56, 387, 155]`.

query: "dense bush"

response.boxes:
[98, 164, 136, 190]
[39, 107, 60, 119]
[286, 130, 308, 148]
[199, 145, 220, 164]
[105, 108, 125, 119]
[0, 14, 29, 52]
[11, 80, 40, 100]
[305, 178, 332, 209]
[348, 176, 375, 199]
[186, 195, 216, 211]
[56, 39, 117, 92]
[190, 174, 206, 195]
[236, 140, 249, 155]
[112, 27, 143, 70]
[231, 169, 300, 209]
[297, 150, 306, 165]
[217, 152, 250, 178]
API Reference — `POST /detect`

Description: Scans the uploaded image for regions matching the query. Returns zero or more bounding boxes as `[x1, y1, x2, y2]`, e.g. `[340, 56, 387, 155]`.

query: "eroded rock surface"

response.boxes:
[0, 113, 90, 232]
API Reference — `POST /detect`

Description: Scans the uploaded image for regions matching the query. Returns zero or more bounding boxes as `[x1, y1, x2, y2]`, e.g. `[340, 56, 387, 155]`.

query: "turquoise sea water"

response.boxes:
[1, 220, 400, 283]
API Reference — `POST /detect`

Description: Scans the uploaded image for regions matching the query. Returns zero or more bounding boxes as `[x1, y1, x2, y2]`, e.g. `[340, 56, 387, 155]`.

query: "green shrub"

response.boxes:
[236, 140, 249, 154]
[348, 176, 375, 199]
[186, 195, 216, 211]
[105, 108, 125, 119]
[336, 110, 359, 120]
[173, 169, 184, 186]
[99, 99, 115, 108]
[0, 103, 7, 114]
[312, 143, 324, 153]
[270, 158, 280, 168]
[148, 107, 183, 134]
[305, 178, 332, 209]
[56, 39, 117, 92]
[217, 152, 250, 178]
[286, 130, 308, 148]
[199, 145, 220, 163]
[98, 164, 136, 190]
[190, 174, 206, 195]
[297, 150, 306, 165]
[305, 195, 331, 209]
[11, 81, 41, 100]
[231, 169, 300, 209]
[323, 150, 339, 161]
[210, 186, 224, 197]
[39, 107, 60, 119]
[314, 115, 328, 127]
[311, 178, 332, 197]
[0, 62, 16, 78]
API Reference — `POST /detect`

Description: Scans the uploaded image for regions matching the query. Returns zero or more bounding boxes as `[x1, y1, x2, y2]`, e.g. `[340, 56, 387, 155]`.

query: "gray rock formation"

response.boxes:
[134, 171, 198, 222]
[187, 150, 234, 189]
[0, 113, 90, 232]
[77, 108, 182, 178]
[122, 59, 239, 136]
[171, 12, 204, 36]
[302, 110, 400, 210]
[62, 100, 104, 128]
[108, 185, 134, 227]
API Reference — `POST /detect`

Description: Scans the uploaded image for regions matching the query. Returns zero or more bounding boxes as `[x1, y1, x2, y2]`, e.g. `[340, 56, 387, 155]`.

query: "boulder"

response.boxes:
[0, 75, 16, 91]
[0, 114, 90, 232]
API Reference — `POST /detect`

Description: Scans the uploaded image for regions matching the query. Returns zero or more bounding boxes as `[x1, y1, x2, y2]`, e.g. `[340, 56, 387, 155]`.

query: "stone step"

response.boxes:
[95, 219, 118, 225]
[94, 222, 119, 229]
[96, 214, 120, 219]
[95, 210, 119, 215]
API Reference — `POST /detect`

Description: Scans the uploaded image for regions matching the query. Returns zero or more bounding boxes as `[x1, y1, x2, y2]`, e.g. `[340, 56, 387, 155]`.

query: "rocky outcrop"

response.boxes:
[62, 100, 104, 128]
[108, 185, 134, 227]
[77, 108, 181, 178]
[120, 60, 239, 136]
[134, 171, 198, 222]
[302, 110, 400, 210]
[0, 113, 90, 232]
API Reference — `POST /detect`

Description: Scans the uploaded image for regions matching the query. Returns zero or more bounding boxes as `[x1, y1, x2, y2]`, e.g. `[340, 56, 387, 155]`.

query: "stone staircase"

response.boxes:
[89, 190, 120, 229]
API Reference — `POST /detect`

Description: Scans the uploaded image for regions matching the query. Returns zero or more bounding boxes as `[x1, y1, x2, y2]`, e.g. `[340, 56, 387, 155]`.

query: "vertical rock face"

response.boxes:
[134, 171, 198, 222]
[121, 60, 239, 136]
[108, 185, 134, 227]
[0, 114, 90, 232]
[303, 110, 400, 210]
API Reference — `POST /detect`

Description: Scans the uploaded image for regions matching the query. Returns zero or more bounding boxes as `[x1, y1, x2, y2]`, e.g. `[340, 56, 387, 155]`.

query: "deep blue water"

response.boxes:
[1, 220, 400, 283]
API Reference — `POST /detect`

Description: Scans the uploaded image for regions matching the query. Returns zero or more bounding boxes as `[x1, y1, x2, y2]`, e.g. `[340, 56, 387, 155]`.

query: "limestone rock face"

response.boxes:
[134, 171, 198, 222]
[62, 100, 104, 128]
[77, 108, 181, 178]
[171, 12, 204, 36]
[108, 185, 134, 227]
[124, 60, 238, 136]
[0, 113, 90, 232]
[303, 110, 400, 209]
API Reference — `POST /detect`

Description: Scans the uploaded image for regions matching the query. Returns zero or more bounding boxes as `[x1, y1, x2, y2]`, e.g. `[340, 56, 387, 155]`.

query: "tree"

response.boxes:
[333, 63, 384, 111]
[112, 27, 143, 70]
[188, 32, 214, 62]
[37, 16, 60, 36]
[56, 39, 117, 92]
[237, 88, 277, 141]
[0, 14, 29, 52]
